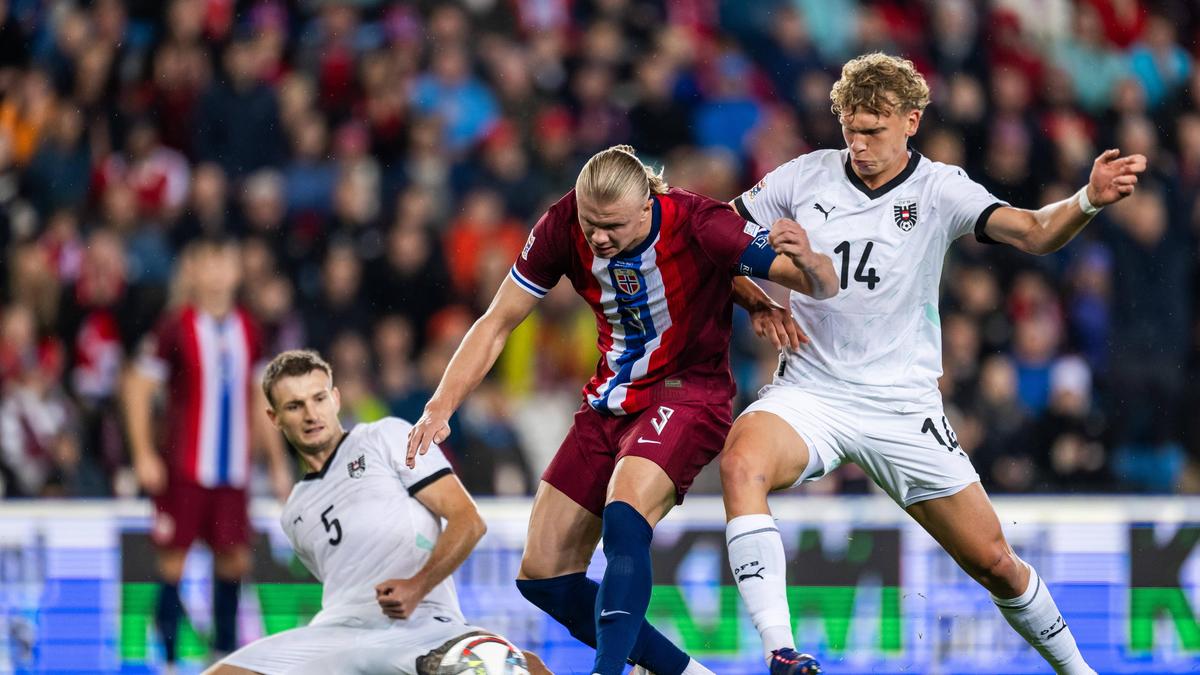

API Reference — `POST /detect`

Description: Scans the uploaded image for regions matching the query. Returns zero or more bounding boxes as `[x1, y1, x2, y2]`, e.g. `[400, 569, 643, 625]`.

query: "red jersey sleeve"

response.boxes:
[510, 194, 574, 298]
[687, 194, 764, 274]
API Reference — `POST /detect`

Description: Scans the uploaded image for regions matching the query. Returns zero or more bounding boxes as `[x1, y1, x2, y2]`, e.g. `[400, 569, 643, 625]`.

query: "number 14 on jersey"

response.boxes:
[833, 240, 880, 290]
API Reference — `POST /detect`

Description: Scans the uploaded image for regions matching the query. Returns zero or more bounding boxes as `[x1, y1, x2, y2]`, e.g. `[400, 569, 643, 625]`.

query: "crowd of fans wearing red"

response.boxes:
[0, 0, 1197, 499]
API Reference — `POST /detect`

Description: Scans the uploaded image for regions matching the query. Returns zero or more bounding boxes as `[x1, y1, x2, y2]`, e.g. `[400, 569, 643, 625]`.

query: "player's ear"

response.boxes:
[906, 108, 922, 137]
[331, 386, 342, 412]
[265, 406, 278, 428]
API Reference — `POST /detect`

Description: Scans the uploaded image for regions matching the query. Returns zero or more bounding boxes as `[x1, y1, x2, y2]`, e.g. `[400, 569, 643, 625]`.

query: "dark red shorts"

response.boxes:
[542, 397, 733, 517]
[152, 478, 250, 553]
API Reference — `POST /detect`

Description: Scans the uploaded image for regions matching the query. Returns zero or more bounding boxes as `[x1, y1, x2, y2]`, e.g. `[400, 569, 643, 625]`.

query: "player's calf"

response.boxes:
[952, 542, 1028, 599]
[991, 561, 1096, 675]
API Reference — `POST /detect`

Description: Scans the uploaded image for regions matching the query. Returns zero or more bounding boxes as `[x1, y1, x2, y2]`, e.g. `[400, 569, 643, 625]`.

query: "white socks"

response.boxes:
[992, 561, 1095, 675]
[726, 514, 794, 660]
[681, 658, 714, 674]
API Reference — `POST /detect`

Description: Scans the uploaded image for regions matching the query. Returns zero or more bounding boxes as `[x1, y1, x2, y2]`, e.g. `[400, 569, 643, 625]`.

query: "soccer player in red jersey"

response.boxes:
[123, 236, 291, 669]
[407, 145, 838, 675]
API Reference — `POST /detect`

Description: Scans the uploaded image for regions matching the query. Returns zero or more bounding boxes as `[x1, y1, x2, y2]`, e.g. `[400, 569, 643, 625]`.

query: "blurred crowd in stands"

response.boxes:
[0, 0, 1197, 500]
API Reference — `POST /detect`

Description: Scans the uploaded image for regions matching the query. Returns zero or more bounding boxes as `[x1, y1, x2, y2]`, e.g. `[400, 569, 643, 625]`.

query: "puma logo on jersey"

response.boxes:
[347, 454, 366, 479]
[813, 203, 836, 221]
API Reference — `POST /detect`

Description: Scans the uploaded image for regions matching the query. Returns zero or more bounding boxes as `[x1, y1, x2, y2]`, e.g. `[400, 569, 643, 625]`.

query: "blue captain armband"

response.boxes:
[735, 230, 777, 279]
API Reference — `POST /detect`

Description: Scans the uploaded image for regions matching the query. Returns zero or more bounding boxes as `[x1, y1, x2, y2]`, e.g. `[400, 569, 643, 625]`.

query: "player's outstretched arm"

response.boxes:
[981, 149, 1147, 255]
[406, 278, 539, 468]
[766, 218, 839, 300]
[731, 277, 808, 350]
[374, 474, 486, 620]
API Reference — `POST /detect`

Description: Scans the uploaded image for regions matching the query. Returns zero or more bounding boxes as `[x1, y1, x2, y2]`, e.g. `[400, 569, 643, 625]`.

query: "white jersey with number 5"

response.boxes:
[280, 417, 462, 627]
[736, 149, 1005, 410]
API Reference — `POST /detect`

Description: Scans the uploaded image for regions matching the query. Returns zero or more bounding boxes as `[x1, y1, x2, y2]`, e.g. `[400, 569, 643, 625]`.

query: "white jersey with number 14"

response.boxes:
[737, 148, 1005, 410]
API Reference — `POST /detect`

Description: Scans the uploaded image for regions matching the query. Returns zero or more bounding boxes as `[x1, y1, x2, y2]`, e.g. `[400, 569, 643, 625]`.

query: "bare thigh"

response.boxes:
[518, 480, 603, 580]
[905, 482, 1030, 598]
[719, 411, 813, 518]
[606, 455, 678, 527]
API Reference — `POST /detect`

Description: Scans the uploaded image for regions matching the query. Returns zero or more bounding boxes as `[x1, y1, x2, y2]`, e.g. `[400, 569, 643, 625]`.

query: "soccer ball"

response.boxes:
[437, 634, 531, 675]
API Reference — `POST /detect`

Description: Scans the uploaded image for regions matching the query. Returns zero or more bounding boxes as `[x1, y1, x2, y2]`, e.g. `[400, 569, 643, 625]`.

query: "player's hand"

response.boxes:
[747, 295, 808, 350]
[133, 453, 167, 496]
[1086, 148, 1147, 208]
[522, 650, 554, 675]
[375, 577, 428, 620]
[769, 218, 818, 265]
[406, 406, 452, 469]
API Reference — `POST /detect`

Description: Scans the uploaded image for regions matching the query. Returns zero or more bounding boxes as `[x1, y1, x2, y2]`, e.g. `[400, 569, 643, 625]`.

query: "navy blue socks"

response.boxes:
[212, 578, 240, 653]
[593, 501, 656, 674]
[516, 568, 688, 673]
[154, 581, 183, 663]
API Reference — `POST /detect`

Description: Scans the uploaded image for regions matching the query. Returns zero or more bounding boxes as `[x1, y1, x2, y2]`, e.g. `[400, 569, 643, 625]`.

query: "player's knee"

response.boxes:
[214, 549, 251, 580]
[518, 552, 575, 581]
[157, 551, 187, 584]
[963, 546, 1023, 596]
[719, 444, 772, 494]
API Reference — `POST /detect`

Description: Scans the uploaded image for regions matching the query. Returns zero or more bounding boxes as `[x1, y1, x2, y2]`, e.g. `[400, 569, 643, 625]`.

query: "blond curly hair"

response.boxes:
[830, 52, 930, 119]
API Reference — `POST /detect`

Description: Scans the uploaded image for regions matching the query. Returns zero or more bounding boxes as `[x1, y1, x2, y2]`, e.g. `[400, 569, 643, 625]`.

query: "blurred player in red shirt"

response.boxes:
[123, 235, 290, 669]
[409, 145, 837, 675]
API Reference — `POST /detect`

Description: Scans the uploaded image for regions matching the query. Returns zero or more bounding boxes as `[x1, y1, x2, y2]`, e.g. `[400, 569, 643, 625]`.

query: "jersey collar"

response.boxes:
[614, 195, 662, 260]
[844, 149, 922, 200]
[301, 429, 351, 481]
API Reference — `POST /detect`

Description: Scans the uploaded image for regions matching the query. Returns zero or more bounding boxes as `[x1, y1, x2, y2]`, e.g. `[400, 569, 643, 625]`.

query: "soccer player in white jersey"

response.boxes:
[207, 350, 551, 675]
[722, 53, 1146, 675]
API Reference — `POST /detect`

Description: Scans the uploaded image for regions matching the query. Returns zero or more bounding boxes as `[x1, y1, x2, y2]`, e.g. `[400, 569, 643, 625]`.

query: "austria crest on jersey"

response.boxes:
[613, 267, 640, 296]
[347, 454, 366, 478]
[893, 198, 918, 232]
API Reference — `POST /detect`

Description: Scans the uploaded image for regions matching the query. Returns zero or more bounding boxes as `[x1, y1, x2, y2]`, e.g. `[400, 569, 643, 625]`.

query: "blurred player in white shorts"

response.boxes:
[206, 350, 550, 675]
[722, 53, 1146, 675]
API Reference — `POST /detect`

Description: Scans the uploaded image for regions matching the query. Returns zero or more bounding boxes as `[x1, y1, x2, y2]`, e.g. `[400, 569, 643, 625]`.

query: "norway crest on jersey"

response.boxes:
[893, 199, 918, 232]
[347, 454, 366, 479]
[613, 267, 641, 296]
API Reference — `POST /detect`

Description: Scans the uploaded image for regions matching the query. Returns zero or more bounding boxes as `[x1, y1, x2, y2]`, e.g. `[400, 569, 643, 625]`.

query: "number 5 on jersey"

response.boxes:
[321, 504, 342, 546]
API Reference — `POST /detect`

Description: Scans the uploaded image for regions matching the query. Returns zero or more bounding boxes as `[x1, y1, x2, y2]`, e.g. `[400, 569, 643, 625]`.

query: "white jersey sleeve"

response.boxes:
[932, 164, 1008, 241]
[376, 416, 454, 494]
[734, 157, 803, 228]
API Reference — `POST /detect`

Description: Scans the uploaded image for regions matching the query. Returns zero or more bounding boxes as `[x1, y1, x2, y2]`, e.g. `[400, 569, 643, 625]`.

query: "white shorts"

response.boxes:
[741, 385, 980, 507]
[220, 613, 480, 675]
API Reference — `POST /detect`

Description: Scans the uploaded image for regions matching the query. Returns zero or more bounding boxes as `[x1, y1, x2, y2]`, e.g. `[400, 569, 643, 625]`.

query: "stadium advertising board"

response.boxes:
[0, 497, 1198, 673]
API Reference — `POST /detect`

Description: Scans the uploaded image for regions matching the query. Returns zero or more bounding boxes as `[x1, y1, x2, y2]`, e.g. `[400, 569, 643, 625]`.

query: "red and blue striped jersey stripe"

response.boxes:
[511, 188, 760, 415]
